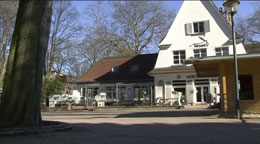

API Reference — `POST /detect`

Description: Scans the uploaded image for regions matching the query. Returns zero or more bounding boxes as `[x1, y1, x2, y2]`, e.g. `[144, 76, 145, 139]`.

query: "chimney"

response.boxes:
[224, 0, 232, 25]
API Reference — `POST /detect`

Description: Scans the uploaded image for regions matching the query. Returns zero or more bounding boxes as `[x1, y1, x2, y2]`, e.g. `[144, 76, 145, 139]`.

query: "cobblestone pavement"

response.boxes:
[1, 109, 260, 144]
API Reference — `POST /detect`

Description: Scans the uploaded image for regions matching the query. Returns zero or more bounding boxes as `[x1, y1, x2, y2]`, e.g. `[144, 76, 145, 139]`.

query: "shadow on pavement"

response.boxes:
[115, 109, 220, 118]
[2, 122, 260, 144]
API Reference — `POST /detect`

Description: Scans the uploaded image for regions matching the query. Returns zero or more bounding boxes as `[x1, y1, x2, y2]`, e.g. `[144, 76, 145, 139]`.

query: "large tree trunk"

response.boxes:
[0, 1, 52, 128]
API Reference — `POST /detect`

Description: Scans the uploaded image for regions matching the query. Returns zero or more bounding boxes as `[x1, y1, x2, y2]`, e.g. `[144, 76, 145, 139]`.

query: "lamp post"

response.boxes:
[224, 0, 241, 119]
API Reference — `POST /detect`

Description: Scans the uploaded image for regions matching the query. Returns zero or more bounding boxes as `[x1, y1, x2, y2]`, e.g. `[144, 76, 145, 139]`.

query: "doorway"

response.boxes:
[196, 86, 208, 103]
[174, 87, 186, 104]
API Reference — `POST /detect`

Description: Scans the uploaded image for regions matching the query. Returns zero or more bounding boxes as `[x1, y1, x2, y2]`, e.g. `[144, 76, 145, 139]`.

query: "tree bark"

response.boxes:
[0, 57, 5, 88]
[0, 1, 52, 128]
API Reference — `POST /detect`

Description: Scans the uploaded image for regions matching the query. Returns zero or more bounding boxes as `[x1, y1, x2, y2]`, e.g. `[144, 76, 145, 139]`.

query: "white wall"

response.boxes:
[154, 72, 219, 104]
[155, 0, 246, 69]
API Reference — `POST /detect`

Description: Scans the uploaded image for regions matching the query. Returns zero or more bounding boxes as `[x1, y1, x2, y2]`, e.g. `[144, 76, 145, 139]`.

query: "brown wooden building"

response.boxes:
[186, 53, 260, 113]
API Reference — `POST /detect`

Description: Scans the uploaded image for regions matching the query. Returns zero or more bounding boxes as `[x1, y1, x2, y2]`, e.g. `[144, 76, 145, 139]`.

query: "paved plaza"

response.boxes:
[0, 108, 260, 144]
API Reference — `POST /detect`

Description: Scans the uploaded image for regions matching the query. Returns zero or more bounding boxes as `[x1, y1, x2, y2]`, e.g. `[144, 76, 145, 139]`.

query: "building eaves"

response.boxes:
[149, 65, 195, 75]
[244, 43, 260, 54]
[185, 53, 260, 64]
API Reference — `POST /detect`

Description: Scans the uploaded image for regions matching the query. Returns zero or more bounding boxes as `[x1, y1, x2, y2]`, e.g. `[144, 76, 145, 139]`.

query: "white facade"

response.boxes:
[152, 0, 246, 104]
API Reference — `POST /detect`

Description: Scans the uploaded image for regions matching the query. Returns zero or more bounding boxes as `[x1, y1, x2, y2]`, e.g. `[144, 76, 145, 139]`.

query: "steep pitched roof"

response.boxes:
[159, 0, 243, 47]
[74, 57, 132, 83]
[207, 0, 243, 40]
[75, 54, 158, 83]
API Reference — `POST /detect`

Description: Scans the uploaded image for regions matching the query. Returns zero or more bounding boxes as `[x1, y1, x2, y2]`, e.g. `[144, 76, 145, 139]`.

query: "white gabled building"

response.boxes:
[150, 0, 246, 105]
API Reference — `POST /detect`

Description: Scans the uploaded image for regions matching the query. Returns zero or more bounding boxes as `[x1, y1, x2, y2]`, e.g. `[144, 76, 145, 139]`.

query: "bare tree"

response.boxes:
[0, 2, 18, 88]
[236, 2, 260, 43]
[76, 2, 115, 74]
[82, 1, 175, 64]
[0, 1, 52, 128]
[46, 1, 82, 79]
[111, 1, 175, 55]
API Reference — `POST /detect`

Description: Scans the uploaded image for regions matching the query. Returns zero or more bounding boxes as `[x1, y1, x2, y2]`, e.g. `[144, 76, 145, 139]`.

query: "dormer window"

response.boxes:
[185, 20, 210, 35]
[112, 66, 119, 73]
[131, 64, 139, 72]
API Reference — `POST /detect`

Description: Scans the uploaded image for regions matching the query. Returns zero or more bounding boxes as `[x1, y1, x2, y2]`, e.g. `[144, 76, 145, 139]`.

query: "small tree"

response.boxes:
[42, 78, 64, 106]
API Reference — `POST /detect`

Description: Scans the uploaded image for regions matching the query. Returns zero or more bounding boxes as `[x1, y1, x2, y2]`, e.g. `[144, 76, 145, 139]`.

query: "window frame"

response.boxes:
[186, 20, 210, 35]
[193, 21, 204, 33]
[106, 87, 116, 100]
[173, 50, 186, 64]
[82, 88, 86, 97]
[215, 47, 229, 56]
[194, 48, 207, 58]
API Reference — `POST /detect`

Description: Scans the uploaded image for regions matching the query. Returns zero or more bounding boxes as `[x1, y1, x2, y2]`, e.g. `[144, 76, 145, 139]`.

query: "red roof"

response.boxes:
[74, 54, 157, 83]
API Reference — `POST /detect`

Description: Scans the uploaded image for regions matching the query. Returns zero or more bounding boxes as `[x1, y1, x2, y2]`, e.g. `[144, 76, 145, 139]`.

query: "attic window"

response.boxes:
[112, 66, 119, 73]
[131, 64, 139, 72]
[185, 20, 210, 35]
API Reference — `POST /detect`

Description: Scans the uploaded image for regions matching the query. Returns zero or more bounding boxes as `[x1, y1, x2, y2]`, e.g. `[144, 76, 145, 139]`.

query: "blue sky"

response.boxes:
[72, 1, 256, 18]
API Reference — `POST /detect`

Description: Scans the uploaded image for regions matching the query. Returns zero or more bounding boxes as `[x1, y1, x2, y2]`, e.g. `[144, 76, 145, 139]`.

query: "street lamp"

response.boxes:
[224, 0, 241, 119]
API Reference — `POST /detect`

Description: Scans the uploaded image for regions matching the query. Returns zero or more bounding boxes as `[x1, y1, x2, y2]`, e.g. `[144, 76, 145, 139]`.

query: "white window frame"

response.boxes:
[193, 22, 204, 33]
[106, 87, 116, 100]
[173, 50, 186, 64]
[215, 47, 229, 56]
[194, 48, 207, 58]
[185, 20, 210, 35]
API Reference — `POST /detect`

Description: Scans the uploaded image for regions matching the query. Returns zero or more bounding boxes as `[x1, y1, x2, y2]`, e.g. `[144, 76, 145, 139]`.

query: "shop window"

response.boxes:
[239, 75, 254, 100]
[106, 87, 116, 100]
[82, 88, 86, 97]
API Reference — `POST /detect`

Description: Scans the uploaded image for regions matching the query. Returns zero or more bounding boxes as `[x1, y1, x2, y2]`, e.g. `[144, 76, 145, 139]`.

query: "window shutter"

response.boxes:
[185, 24, 188, 35]
[204, 20, 210, 32]
[185, 23, 193, 35]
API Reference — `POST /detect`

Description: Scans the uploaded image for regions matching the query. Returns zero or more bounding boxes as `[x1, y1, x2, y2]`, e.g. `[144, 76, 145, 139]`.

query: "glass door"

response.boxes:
[196, 87, 202, 102]
[196, 86, 209, 103]
[203, 87, 209, 103]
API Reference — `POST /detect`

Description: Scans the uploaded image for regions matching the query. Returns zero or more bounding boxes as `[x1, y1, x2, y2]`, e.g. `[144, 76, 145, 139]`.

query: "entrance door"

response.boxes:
[196, 86, 209, 103]
[196, 87, 202, 102]
[174, 88, 186, 103]
[203, 87, 209, 103]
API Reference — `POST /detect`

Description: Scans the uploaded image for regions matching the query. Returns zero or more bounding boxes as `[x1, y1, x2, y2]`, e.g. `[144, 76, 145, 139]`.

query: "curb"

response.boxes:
[0, 121, 71, 137]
